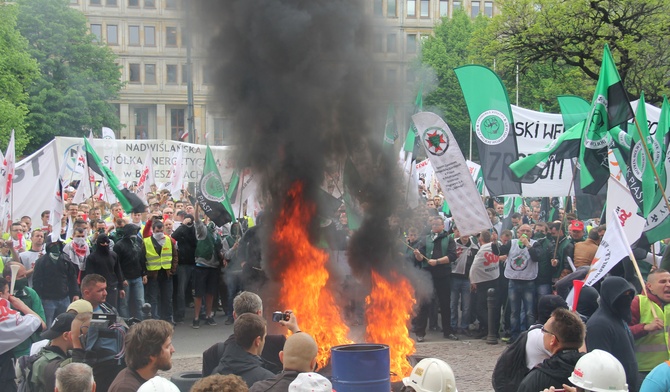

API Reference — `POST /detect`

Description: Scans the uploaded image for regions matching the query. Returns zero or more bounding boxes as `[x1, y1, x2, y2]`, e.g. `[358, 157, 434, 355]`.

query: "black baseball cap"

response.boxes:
[41, 312, 76, 340]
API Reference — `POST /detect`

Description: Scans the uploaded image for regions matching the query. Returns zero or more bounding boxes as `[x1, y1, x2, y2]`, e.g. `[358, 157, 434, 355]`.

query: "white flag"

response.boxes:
[584, 209, 632, 287]
[412, 112, 492, 236]
[231, 169, 259, 218]
[102, 127, 116, 140]
[167, 147, 184, 196]
[49, 155, 69, 242]
[71, 179, 92, 205]
[0, 131, 16, 230]
[136, 150, 155, 200]
[606, 176, 645, 244]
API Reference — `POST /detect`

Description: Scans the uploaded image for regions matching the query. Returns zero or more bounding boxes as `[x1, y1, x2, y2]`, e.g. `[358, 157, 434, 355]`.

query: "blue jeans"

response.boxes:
[146, 270, 173, 321]
[224, 270, 243, 315]
[536, 283, 552, 297]
[508, 279, 536, 340]
[175, 265, 195, 321]
[119, 277, 145, 319]
[450, 275, 471, 330]
[42, 297, 70, 327]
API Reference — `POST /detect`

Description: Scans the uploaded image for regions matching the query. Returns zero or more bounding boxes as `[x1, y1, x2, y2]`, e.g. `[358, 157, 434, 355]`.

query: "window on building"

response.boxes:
[145, 64, 156, 84]
[202, 65, 210, 85]
[165, 0, 178, 9]
[135, 108, 149, 139]
[166, 64, 178, 84]
[373, 33, 383, 53]
[407, 34, 417, 54]
[407, 0, 416, 17]
[107, 0, 117, 6]
[106, 25, 118, 45]
[144, 26, 155, 46]
[166, 27, 178, 47]
[129, 25, 140, 46]
[128, 0, 139, 7]
[453, 1, 462, 10]
[90, 24, 102, 42]
[182, 64, 189, 85]
[129, 63, 141, 83]
[420, 0, 429, 17]
[484, 1, 493, 17]
[387, 0, 397, 17]
[439, 0, 448, 16]
[386, 69, 397, 85]
[171, 109, 185, 140]
[144, 0, 155, 8]
[213, 118, 234, 145]
[373, 70, 383, 86]
[90, 0, 101, 5]
[387, 34, 397, 53]
[373, 0, 382, 16]
[471, 1, 480, 17]
[406, 68, 416, 84]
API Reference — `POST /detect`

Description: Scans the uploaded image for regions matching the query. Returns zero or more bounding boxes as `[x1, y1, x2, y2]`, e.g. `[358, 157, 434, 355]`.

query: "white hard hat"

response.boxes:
[568, 349, 628, 392]
[138, 376, 180, 392]
[402, 358, 458, 392]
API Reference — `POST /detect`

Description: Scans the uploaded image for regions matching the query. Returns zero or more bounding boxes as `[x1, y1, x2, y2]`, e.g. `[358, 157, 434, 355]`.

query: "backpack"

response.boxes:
[82, 319, 127, 366]
[491, 325, 541, 392]
[16, 350, 62, 392]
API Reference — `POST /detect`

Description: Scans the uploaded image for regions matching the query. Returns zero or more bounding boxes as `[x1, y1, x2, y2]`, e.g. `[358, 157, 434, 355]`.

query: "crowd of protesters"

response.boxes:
[2, 178, 670, 392]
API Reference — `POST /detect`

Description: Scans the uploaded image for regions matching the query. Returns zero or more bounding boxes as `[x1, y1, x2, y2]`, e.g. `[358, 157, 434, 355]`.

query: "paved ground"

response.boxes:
[159, 310, 506, 391]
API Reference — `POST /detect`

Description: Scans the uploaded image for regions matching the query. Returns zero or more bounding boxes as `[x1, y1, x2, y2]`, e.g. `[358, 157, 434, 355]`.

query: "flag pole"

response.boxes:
[553, 160, 579, 261]
[237, 169, 245, 220]
[632, 118, 670, 214]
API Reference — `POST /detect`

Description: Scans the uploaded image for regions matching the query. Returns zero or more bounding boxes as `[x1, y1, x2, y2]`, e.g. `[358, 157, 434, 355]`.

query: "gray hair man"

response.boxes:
[55, 363, 95, 392]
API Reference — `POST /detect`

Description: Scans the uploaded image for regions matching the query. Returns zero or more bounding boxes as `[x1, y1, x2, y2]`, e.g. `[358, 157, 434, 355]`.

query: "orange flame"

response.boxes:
[272, 182, 353, 369]
[365, 270, 416, 382]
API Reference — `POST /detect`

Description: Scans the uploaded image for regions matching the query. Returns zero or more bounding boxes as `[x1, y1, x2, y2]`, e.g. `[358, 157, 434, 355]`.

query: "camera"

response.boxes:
[272, 311, 290, 323]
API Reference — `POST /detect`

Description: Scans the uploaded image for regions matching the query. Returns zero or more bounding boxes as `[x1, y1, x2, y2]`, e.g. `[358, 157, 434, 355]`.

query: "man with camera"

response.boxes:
[202, 291, 300, 377]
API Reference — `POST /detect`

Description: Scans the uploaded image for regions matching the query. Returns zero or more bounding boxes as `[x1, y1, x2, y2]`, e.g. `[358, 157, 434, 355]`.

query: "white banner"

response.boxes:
[413, 112, 492, 236]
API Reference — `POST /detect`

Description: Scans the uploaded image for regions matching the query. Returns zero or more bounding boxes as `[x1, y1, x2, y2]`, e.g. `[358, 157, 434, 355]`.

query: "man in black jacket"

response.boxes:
[171, 214, 197, 323]
[586, 276, 639, 392]
[517, 308, 585, 392]
[413, 216, 459, 341]
[249, 332, 318, 392]
[33, 239, 80, 327]
[213, 313, 274, 387]
[112, 224, 147, 319]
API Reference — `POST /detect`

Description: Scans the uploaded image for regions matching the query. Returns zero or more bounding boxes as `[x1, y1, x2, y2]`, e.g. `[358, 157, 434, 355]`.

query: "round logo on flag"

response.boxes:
[422, 127, 449, 156]
[475, 110, 509, 146]
[630, 142, 647, 181]
[201, 172, 227, 203]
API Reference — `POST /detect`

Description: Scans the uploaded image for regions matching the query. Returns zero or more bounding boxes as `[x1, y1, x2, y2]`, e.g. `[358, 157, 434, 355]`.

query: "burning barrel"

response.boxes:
[331, 344, 391, 392]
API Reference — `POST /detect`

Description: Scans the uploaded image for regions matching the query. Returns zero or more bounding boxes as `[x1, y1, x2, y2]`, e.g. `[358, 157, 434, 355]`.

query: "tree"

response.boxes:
[16, 0, 122, 153]
[0, 3, 38, 154]
[484, 0, 670, 103]
[419, 10, 490, 159]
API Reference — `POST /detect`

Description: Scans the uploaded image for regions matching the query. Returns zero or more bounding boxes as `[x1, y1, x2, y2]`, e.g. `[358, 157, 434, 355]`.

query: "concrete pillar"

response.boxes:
[119, 103, 130, 139]
[156, 104, 166, 139]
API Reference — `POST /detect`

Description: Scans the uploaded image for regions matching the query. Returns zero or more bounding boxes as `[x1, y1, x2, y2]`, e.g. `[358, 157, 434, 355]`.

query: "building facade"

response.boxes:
[69, 0, 496, 144]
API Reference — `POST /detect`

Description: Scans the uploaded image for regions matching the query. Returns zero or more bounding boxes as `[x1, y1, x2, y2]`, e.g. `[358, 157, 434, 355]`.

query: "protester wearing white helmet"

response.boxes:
[542, 349, 628, 392]
[402, 358, 457, 392]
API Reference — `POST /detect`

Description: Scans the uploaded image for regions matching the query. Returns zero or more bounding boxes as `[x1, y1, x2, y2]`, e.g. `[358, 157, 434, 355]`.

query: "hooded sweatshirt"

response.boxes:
[84, 234, 124, 291]
[517, 349, 583, 392]
[213, 340, 275, 387]
[586, 276, 638, 392]
[112, 224, 147, 280]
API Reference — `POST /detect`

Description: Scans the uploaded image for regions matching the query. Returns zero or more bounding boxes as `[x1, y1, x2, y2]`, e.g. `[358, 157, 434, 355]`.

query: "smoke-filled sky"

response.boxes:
[194, 1, 430, 293]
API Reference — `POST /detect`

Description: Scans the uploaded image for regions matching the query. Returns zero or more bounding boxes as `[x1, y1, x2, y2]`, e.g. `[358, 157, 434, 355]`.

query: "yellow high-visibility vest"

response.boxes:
[635, 295, 670, 371]
[144, 237, 172, 271]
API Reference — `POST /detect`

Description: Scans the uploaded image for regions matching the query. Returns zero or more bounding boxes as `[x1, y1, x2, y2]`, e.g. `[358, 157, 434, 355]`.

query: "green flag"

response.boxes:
[626, 92, 656, 217]
[196, 145, 235, 226]
[509, 120, 583, 182]
[382, 103, 398, 154]
[403, 86, 424, 152]
[84, 138, 146, 213]
[455, 65, 521, 196]
[226, 168, 240, 203]
[557, 95, 591, 131]
[655, 96, 670, 177]
[579, 44, 634, 194]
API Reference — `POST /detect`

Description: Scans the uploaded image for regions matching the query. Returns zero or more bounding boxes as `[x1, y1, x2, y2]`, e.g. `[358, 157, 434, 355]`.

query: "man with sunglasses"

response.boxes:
[517, 308, 585, 392]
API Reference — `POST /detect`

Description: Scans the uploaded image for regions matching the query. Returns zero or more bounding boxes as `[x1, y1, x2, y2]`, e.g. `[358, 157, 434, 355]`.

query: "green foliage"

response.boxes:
[0, 4, 38, 154]
[484, 0, 670, 104]
[16, 0, 122, 154]
[419, 10, 488, 159]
